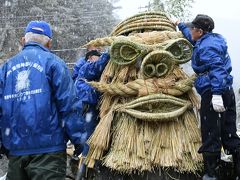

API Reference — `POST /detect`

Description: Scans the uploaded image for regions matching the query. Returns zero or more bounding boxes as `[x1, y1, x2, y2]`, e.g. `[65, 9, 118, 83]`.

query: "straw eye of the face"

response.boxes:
[165, 38, 192, 64]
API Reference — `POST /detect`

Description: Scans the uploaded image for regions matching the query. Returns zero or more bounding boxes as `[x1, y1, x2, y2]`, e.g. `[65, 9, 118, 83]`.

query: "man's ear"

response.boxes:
[46, 39, 52, 49]
[20, 37, 25, 46]
[199, 29, 204, 36]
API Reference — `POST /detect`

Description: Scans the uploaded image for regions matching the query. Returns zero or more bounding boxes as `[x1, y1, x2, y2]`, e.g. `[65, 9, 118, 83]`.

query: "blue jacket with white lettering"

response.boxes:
[0, 42, 83, 156]
[178, 23, 233, 96]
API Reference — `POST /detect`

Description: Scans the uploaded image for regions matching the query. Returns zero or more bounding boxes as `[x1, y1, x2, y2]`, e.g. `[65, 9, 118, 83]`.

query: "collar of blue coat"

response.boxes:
[194, 33, 210, 46]
[195, 32, 222, 47]
[23, 41, 50, 52]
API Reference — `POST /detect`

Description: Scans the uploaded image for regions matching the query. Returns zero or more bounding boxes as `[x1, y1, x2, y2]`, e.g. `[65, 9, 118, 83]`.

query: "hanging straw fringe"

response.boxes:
[86, 99, 118, 167]
[102, 111, 202, 173]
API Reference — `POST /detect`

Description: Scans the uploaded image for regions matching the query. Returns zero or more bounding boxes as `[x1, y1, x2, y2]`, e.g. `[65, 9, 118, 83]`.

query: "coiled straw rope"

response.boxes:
[111, 11, 175, 36]
[88, 75, 196, 97]
[82, 31, 183, 49]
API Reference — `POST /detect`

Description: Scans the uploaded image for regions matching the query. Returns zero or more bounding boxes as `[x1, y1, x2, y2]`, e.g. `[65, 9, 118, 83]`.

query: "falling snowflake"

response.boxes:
[85, 112, 93, 123]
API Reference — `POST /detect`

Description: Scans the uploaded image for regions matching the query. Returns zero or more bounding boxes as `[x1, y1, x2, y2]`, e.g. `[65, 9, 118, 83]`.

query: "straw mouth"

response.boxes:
[115, 94, 192, 121]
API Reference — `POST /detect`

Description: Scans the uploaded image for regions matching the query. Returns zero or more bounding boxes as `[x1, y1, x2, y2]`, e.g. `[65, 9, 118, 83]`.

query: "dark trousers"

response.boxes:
[6, 151, 66, 180]
[198, 88, 240, 154]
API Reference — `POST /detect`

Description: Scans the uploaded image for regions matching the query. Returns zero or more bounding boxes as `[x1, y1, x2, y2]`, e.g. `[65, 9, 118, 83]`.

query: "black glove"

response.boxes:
[70, 144, 83, 176]
[73, 144, 83, 157]
[0, 144, 9, 159]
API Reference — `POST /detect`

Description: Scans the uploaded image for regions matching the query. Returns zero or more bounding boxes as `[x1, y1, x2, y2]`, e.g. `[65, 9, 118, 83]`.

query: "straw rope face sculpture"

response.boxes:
[85, 12, 202, 174]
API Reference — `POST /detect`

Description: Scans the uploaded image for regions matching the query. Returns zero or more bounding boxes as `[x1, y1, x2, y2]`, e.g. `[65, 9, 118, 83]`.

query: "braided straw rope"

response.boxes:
[88, 74, 195, 97]
[82, 11, 177, 49]
[82, 36, 117, 48]
[82, 31, 183, 49]
[132, 31, 183, 45]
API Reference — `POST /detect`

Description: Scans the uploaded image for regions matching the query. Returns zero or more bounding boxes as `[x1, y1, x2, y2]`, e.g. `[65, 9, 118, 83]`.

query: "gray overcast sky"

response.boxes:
[115, 0, 240, 89]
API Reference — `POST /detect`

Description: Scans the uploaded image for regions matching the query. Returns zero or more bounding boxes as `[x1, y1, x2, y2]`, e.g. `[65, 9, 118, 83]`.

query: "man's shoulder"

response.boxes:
[201, 33, 225, 42]
[48, 54, 69, 71]
[200, 33, 227, 50]
[2, 52, 22, 67]
[50, 53, 64, 62]
[76, 57, 86, 64]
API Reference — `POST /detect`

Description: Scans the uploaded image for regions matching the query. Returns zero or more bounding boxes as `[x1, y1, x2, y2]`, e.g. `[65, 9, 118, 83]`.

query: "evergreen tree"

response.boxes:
[0, 0, 119, 63]
[147, 0, 194, 20]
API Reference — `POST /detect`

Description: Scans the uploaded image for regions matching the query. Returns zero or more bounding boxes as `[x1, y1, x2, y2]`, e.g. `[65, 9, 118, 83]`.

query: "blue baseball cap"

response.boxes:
[25, 21, 52, 38]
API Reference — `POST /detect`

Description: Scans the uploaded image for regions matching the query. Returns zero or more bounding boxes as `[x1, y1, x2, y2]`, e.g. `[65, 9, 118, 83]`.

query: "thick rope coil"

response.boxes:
[112, 17, 172, 35]
[113, 21, 176, 36]
[111, 11, 174, 36]
[81, 31, 183, 49]
[132, 31, 183, 45]
[88, 75, 195, 97]
[82, 36, 117, 48]
[113, 25, 175, 36]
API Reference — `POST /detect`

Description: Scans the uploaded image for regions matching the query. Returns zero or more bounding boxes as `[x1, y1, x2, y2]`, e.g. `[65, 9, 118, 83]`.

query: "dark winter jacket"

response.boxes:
[72, 57, 86, 81]
[178, 22, 233, 96]
[0, 42, 83, 156]
[74, 53, 110, 106]
[73, 53, 110, 156]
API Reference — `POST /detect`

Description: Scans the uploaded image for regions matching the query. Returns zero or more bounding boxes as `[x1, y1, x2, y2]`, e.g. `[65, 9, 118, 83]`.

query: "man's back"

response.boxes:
[0, 20, 83, 180]
[0, 42, 77, 156]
